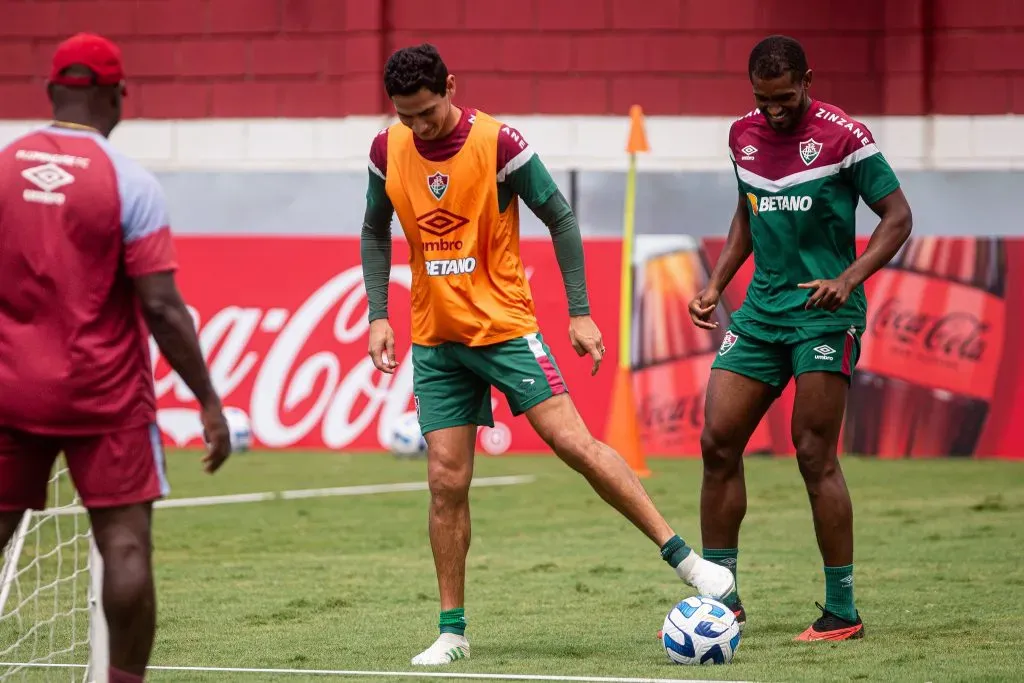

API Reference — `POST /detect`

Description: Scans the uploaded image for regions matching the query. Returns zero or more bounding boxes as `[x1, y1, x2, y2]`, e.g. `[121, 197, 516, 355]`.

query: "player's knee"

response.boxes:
[547, 426, 597, 469]
[429, 472, 470, 505]
[700, 426, 743, 475]
[793, 428, 838, 483]
[427, 452, 471, 504]
[97, 528, 153, 607]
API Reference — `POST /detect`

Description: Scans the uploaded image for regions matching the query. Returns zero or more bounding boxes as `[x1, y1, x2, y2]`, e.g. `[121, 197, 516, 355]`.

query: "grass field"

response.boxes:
[3, 450, 1024, 682]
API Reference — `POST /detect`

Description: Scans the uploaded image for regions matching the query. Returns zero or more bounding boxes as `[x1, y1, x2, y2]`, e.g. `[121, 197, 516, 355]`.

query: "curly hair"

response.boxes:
[748, 35, 808, 82]
[384, 43, 449, 98]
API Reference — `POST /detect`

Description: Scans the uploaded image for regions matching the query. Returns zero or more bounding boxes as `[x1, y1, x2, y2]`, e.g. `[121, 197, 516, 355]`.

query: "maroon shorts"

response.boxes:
[0, 423, 169, 511]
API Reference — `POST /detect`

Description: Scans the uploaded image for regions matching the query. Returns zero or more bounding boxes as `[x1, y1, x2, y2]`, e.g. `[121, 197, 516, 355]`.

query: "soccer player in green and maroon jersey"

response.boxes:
[689, 35, 913, 641]
[362, 44, 735, 666]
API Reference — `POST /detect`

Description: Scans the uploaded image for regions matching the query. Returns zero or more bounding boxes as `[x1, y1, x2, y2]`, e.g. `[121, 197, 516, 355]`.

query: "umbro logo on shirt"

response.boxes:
[21, 162, 76, 206]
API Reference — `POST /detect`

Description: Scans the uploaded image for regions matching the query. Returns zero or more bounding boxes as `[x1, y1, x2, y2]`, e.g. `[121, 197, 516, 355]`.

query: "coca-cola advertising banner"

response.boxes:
[157, 235, 1024, 459]
[154, 237, 620, 455]
[641, 235, 1024, 460]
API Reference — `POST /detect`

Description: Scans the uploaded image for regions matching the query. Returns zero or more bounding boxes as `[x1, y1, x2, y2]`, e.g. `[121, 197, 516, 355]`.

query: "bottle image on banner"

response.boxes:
[845, 236, 1006, 457]
[631, 236, 772, 456]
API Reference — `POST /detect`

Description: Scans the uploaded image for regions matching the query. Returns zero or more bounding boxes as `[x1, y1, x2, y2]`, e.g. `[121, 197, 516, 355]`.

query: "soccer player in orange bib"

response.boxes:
[360, 44, 735, 666]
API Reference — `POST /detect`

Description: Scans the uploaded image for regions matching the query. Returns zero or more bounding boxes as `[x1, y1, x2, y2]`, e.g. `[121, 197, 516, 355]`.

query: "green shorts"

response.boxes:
[710, 319, 862, 390]
[412, 332, 567, 434]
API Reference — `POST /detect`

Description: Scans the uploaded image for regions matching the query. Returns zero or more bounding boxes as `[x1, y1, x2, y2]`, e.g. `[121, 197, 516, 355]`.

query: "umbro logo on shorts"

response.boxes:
[813, 344, 836, 361]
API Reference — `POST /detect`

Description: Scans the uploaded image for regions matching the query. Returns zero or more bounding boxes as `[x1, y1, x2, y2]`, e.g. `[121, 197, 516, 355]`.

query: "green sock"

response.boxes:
[824, 565, 857, 623]
[659, 535, 692, 568]
[439, 607, 466, 636]
[703, 548, 739, 606]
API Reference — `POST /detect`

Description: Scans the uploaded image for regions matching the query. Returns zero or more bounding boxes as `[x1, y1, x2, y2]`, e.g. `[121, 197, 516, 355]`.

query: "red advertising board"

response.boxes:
[698, 236, 1024, 459]
[154, 236, 619, 455]
[156, 235, 1024, 459]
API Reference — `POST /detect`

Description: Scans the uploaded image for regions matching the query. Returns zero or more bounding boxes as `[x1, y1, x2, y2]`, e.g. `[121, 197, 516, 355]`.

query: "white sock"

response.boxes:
[674, 548, 699, 582]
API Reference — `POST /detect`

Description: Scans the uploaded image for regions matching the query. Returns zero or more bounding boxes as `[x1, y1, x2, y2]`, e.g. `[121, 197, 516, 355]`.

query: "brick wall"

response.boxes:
[1, 0, 1022, 119]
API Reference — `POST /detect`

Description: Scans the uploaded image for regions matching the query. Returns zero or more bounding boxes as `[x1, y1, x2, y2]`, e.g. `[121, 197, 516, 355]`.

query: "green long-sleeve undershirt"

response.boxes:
[360, 155, 590, 322]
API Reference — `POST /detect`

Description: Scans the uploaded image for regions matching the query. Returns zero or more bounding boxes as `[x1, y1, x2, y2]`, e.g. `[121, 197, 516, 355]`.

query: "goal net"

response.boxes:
[0, 462, 107, 683]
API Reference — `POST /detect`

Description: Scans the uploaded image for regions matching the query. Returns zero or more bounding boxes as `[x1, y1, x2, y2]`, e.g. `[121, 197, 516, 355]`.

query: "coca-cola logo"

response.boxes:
[152, 264, 536, 450]
[870, 298, 989, 362]
[639, 394, 703, 434]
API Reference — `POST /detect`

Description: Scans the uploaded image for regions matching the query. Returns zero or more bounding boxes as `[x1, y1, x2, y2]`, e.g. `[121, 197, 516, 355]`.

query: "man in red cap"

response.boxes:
[0, 33, 233, 683]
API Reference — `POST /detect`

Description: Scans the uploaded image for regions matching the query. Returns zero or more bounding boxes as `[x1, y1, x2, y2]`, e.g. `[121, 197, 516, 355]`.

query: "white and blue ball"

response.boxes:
[662, 596, 741, 665]
[223, 406, 252, 452]
[390, 413, 427, 457]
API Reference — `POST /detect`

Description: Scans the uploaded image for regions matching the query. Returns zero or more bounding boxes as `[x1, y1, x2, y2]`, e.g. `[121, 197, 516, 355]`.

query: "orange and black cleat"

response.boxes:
[730, 599, 747, 632]
[794, 602, 864, 641]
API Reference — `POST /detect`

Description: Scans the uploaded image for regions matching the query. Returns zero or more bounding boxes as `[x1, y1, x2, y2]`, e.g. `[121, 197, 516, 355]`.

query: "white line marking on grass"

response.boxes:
[0, 662, 754, 682]
[40, 475, 536, 516]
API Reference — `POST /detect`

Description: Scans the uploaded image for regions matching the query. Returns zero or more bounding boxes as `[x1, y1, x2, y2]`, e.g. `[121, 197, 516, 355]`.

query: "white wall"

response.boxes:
[2, 116, 1023, 172]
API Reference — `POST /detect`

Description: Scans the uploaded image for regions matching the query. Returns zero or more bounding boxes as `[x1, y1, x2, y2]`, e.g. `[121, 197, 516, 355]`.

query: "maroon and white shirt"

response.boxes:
[0, 126, 178, 434]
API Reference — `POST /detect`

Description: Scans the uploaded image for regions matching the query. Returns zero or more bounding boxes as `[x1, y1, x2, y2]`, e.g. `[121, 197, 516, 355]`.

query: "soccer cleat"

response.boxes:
[728, 598, 747, 632]
[794, 602, 864, 641]
[411, 633, 470, 665]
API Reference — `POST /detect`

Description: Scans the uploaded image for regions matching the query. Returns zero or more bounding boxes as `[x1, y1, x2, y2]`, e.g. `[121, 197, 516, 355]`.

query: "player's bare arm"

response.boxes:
[799, 188, 913, 311]
[690, 193, 753, 329]
[134, 272, 230, 473]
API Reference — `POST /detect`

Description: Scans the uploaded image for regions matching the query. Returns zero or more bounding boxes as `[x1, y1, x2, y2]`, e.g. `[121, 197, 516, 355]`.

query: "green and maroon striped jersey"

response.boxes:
[728, 100, 901, 331]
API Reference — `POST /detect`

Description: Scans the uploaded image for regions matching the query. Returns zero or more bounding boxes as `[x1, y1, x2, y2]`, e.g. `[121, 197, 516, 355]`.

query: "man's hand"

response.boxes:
[368, 318, 398, 374]
[200, 401, 231, 474]
[798, 278, 854, 312]
[688, 288, 721, 329]
[568, 315, 605, 376]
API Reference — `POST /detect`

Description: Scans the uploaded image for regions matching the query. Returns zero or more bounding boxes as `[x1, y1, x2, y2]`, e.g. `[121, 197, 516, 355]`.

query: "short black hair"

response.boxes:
[384, 43, 449, 98]
[748, 35, 808, 82]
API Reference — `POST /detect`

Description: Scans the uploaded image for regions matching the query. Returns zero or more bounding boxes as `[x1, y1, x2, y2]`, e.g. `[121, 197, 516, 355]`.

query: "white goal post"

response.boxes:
[0, 463, 108, 683]
[0, 470, 533, 682]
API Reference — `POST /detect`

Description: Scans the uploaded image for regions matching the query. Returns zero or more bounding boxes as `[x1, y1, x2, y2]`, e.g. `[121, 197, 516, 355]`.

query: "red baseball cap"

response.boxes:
[49, 33, 126, 89]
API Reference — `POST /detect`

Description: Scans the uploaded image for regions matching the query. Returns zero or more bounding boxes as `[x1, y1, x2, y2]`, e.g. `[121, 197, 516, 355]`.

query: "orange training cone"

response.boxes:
[605, 365, 650, 478]
[626, 104, 650, 154]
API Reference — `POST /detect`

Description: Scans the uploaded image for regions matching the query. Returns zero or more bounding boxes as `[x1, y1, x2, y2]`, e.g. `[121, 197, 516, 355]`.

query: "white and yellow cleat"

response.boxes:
[411, 633, 470, 666]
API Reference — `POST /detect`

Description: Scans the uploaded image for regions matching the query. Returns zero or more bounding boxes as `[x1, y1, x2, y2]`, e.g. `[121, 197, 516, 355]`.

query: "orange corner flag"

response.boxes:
[604, 365, 650, 478]
[626, 104, 650, 155]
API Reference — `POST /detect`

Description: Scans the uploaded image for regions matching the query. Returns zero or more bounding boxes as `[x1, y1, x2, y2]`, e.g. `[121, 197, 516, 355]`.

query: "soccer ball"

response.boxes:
[223, 406, 252, 452]
[390, 413, 427, 457]
[662, 596, 741, 665]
